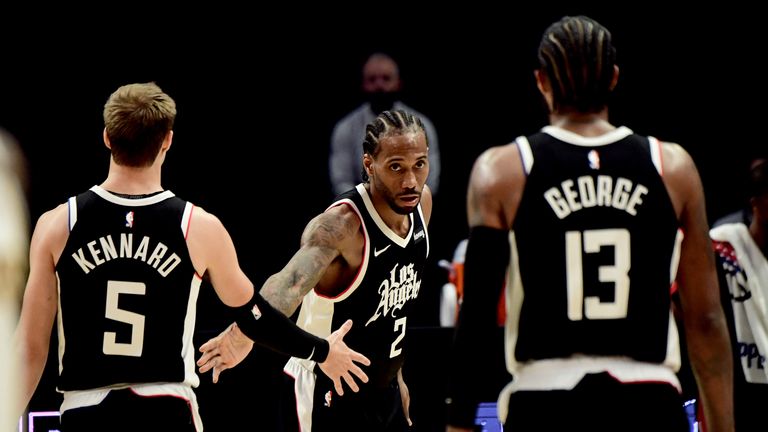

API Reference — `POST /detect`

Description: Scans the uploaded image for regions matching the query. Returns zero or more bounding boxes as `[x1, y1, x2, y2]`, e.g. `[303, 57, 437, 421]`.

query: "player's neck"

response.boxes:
[550, 109, 615, 137]
[365, 185, 411, 237]
[101, 160, 163, 195]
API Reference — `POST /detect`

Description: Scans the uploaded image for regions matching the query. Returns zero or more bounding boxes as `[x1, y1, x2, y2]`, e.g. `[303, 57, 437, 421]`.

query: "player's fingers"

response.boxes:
[212, 362, 221, 384]
[198, 338, 219, 352]
[342, 372, 360, 393]
[196, 352, 211, 366]
[333, 377, 345, 397]
[349, 364, 368, 383]
[200, 356, 217, 373]
[352, 351, 371, 367]
[337, 319, 354, 336]
[196, 348, 217, 366]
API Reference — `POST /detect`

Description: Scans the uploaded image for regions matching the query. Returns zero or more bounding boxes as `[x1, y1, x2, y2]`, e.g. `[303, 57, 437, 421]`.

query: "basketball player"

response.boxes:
[710, 158, 768, 431]
[445, 16, 734, 432]
[199, 109, 432, 431]
[14, 82, 369, 431]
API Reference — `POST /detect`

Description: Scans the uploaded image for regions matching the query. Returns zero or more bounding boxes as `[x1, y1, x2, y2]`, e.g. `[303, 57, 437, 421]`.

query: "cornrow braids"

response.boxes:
[361, 109, 427, 183]
[538, 15, 616, 113]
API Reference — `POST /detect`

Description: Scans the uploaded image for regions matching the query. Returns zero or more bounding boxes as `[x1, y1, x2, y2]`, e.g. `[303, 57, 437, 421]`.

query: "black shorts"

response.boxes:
[60, 388, 198, 432]
[283, 371, 410, 432]
[503, 372, 689, 432]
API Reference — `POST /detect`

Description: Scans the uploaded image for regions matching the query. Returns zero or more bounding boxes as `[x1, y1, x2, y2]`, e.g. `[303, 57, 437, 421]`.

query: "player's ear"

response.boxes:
[363, 153, 373, 177]
[534, 69, 550, 94]
[103, 128, 111, 150]
[162, 130, 173, 152]
[610, 65, 619, 91]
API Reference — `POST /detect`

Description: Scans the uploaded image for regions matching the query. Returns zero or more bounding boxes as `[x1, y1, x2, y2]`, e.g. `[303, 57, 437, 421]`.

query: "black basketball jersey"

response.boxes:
[293, 184, 429, 388]
[510, 126, 680, 364]
[56, 186, 201, 391]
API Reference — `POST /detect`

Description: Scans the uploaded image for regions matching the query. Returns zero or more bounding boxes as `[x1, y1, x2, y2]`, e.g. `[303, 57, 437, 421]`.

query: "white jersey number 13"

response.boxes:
[565, 228, 630, 321]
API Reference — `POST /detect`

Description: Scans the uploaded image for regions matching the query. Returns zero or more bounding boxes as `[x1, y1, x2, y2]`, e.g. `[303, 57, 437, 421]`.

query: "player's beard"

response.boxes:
[383, 184, 420, 215]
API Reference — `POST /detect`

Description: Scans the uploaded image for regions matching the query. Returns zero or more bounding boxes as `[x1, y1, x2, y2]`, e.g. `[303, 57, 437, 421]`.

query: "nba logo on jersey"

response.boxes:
[125, 211, 134, 228]
[251, 303, 262, 320]
[588, 150, 600, 170]
[324, 390, 333, 407]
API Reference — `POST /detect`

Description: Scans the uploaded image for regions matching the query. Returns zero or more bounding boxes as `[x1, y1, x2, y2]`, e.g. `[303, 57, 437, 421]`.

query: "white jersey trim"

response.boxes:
[497, 355, 681, 423]
[356, 184, 413, 248]
[90, 185, 175, 207]
[541, 125, 633, 147]
[61, 383, 202, 431]
[514, 136, 534, 175]
[648, 136, 664, 175]
[67, 196, 77, 231]
[284, 358, 316, 431]
[322, 198, 369, 302]
[181, 202, 194, 239]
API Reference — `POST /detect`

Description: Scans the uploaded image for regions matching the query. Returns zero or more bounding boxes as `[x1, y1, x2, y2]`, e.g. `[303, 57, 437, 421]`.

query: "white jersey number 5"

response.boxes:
[103, 280, 146, 357]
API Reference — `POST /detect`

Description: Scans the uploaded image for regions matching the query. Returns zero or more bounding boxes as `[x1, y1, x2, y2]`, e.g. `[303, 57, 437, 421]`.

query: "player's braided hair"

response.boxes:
[538, 15, 616, 113]
[361, 109, 427, 183]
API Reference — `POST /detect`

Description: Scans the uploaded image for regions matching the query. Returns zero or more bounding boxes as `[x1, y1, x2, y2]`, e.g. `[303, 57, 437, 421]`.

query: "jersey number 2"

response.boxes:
[565, 228, 630, 321]
[103, 280, 146, 357]
[390, 317, 406, 358]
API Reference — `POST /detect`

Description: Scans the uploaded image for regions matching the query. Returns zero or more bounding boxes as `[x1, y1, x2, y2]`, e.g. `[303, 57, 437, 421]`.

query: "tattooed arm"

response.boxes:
[260, 204, 362, 315]
[196, 204, 370, 388]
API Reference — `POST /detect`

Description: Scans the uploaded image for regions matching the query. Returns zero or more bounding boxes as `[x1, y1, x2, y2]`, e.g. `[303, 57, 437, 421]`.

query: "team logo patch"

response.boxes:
[324, 390, 333, 407]
[125, 211, 134, 228]
[588, 149, 600, 170]
[251, 303, 262, 320]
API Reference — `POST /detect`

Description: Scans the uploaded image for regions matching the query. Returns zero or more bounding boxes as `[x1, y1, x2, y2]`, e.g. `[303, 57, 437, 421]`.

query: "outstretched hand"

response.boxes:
[318, 319, 371, 396]
[197, 323, 254, 383]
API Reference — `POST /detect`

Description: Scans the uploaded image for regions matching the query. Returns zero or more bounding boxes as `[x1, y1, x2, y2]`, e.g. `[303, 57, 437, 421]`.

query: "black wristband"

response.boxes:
[309, 338, 330, 363]
[234, 291, 328, 362]
[446, 226, 511, 428]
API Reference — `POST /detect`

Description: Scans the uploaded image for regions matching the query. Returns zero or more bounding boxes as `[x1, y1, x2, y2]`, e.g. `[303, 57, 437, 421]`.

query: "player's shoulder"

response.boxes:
[471, 141, 524, 190]
[656, 139, 695, 172]
[301, 204, 363, 247]
[187, 204, 229, 241]
[320, 203, 363, 229]
[37, 202, 68, 228]
[32, 202, 69, 249]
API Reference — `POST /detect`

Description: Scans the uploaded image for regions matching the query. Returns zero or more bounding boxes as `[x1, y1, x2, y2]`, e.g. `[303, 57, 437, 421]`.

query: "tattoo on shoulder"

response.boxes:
[303, 210, 358, 247]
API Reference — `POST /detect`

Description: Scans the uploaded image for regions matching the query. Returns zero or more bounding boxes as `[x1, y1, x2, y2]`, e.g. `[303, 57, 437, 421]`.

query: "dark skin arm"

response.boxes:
[197, 204, 372, 394]
[449, 141, 734, 432]
[447, 143, 523, 432]
[662, 142, 734, 432]
[260, 204, 364, 313]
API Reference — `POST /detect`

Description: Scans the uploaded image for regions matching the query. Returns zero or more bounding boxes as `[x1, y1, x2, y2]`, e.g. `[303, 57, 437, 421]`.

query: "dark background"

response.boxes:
[3, 6, 761, 431]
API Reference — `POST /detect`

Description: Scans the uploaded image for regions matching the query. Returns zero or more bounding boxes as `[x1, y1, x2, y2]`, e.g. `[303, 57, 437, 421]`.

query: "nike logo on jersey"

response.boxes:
[374, 244, 391, 257]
